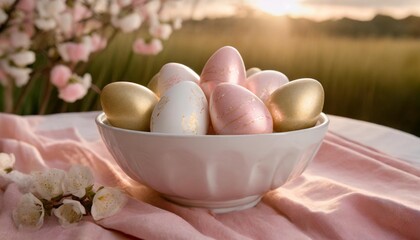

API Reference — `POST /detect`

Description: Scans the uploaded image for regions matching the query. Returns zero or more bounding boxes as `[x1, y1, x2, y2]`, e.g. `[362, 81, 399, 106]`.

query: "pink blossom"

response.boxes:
[132, 38, 162, 55]
[90, 34, 107, 52]
[58, 83, 87, 103]
[73, 3, 92, 22]
[50, 65, 71, 88]
[10, 31, 31, 49]
[17, 0, 36, 13]
[149, 23, 172, 40]
[58, 43, 91, 63]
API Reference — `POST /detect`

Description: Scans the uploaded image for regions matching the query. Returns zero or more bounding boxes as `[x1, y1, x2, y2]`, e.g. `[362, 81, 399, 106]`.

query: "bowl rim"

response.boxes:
[95, 112, 329, 138]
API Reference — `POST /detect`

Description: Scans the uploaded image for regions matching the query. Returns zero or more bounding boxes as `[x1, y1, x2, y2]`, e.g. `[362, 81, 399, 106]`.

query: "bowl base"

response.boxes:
[163, 194, 262, 214]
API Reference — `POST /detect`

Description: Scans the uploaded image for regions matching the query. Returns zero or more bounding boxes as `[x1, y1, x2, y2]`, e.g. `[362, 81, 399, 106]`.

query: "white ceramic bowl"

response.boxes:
[96, 112, 329, 213]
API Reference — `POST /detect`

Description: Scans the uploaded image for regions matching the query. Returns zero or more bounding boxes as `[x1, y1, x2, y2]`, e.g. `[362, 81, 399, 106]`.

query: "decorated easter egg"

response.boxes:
[246, 70, 289, 103]
[266, 78, 324, 132]
[209, 83, 273, 135]
[100, 82, 159, 131]
[200, 46, 247, 98]
[157, 62, 199, 96]
[246, 67, 261, 78]
[151, 81, 209, 135]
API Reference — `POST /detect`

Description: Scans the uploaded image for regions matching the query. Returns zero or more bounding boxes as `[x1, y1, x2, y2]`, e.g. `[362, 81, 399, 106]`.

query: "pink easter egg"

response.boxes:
[246, 70, 289, 103]
[200, 46, 247, 98]
[209, 83, 273, 135]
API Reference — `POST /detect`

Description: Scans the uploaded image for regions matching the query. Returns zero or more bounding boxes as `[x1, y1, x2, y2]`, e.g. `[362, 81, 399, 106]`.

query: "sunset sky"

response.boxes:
[164, 0, 420, 21]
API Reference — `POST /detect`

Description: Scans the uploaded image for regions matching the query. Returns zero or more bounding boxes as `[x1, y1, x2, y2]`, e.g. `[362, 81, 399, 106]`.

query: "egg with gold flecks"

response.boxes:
[151, 81, 209, 135]
[200, 46, 247, 98]
[210, 83, 273, 135]
[100, 82, 159, 131]
[266, 78, 324, 132]
[246, 70, 289, 103]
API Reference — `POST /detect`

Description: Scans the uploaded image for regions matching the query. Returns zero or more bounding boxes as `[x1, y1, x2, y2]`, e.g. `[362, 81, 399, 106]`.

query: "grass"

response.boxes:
[15, 17, 420, 136]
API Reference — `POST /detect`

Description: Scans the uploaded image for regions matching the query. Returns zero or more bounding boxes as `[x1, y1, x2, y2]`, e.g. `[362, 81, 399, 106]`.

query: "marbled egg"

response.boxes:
[157, 62, 199, 97]
[246, 70, 289, 103]
[209, 83, 273, 135]
[200, 46, 247, 98]
[100, 82, 159, 131]
[151, 81, 209, 135]
[266, 78, 324, 132]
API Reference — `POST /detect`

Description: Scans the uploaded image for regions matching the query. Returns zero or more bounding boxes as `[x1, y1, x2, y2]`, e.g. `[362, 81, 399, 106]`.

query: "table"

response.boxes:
[1, 112, 419, 239]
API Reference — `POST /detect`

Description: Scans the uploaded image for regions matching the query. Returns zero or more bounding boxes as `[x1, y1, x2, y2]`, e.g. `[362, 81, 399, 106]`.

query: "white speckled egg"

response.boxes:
[157, 63, 200, 97]
[151, 81, 209, 135]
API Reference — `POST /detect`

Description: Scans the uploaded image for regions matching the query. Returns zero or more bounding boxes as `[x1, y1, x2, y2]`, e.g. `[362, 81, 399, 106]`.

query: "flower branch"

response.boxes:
[1, 152, 127, 230]
[0, 0, 183, 114]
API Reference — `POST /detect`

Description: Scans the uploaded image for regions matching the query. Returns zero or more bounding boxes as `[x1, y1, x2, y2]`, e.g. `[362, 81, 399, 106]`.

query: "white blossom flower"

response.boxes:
[109, 2, 121, 15]
[57, 12, 73, 36]
[91, 0, 108, 14]
[34, 18, 57, 31]
[52, 199, 86, 227]
[144, 0, 161, 15]
[119, 0, 133, 7]
[91, 187, 127, 221]
[9, 51, 36, 67]
[3, 170, 33, 192]
[111, 12, 142, 33]
[0, 152, 15, 175]
[0, 9, 7, 25]
[64, 165, 94, 198]
[81, 73, 92, 89]
[36, 0, 66, 18]
[173, 18, 182, 30]
[1, 61, 32, 87]
[12, 193, 45, 231]
[32, 168, 66, 200]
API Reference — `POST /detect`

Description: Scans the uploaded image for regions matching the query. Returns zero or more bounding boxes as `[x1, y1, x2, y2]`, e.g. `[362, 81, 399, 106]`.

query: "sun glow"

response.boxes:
[251, 0, 302, 16]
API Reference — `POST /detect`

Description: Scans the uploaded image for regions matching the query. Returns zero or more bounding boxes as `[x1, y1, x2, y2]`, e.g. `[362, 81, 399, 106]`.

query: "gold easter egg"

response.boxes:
[100, 81, 159, 131]
[147, 73, 160, 96]
[266, 78, 324, 132]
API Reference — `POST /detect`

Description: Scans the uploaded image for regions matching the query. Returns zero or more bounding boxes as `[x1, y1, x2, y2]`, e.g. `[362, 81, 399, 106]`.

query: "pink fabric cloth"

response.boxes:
[0, 113, 419, 239]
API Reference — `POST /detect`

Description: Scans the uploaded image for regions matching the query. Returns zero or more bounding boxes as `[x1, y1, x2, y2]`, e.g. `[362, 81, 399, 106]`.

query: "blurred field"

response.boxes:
[73, 17, 420, 136]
